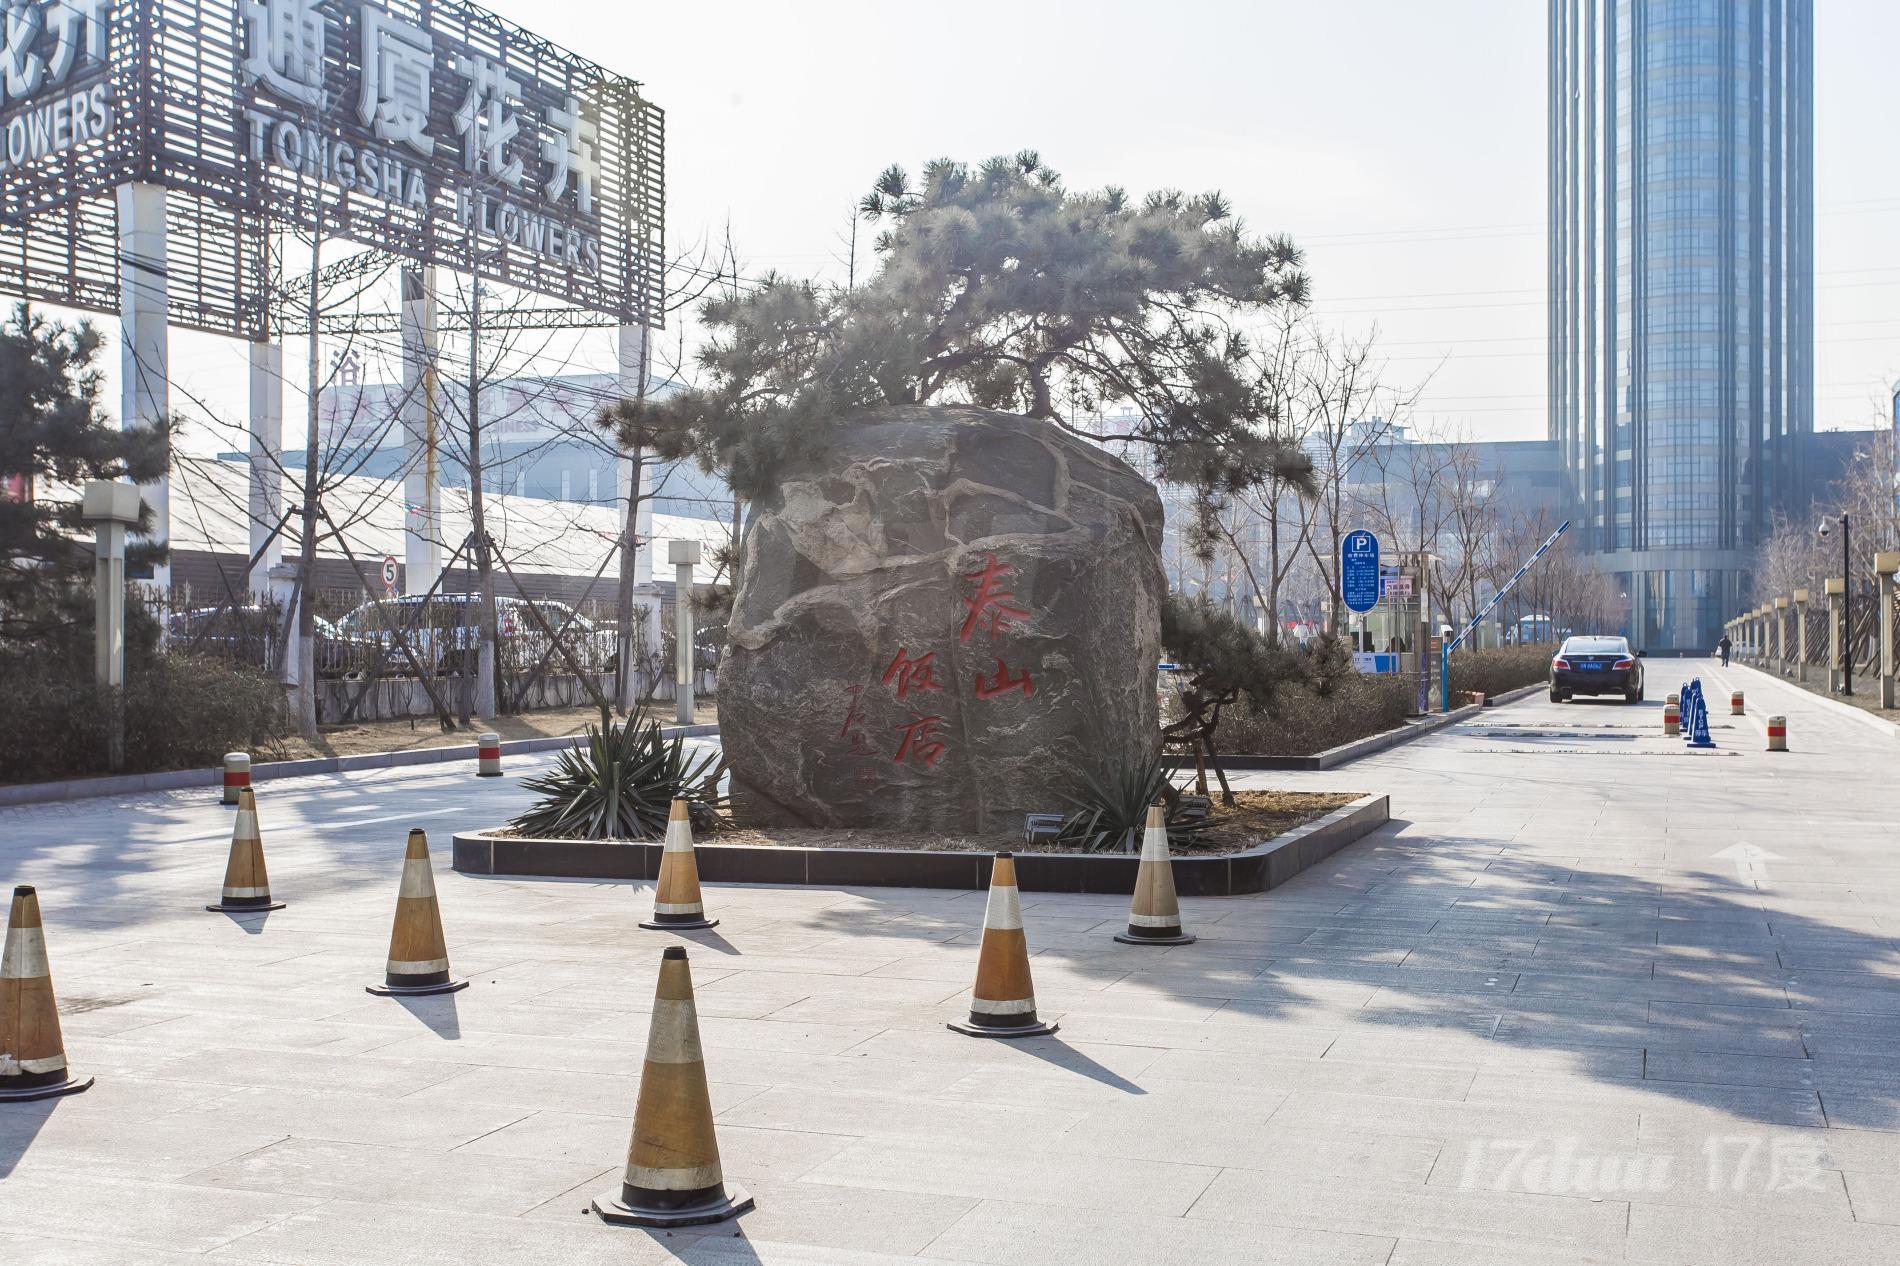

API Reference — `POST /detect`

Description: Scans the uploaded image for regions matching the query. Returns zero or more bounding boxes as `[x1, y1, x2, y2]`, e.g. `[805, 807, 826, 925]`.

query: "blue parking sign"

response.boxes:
[1341, 530, 1381, 614]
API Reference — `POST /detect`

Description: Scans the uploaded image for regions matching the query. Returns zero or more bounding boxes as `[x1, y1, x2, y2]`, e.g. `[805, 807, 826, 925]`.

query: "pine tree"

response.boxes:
[611, 152, 1315, 503]
[0, 303, 170, 648]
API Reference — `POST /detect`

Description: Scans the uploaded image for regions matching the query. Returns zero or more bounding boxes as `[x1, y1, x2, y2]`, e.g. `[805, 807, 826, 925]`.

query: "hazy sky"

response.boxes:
[154, 0, 1900, 448]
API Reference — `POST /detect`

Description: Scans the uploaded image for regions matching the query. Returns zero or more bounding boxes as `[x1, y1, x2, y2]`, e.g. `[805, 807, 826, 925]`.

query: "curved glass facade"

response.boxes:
[1549, 0, 1811, 651]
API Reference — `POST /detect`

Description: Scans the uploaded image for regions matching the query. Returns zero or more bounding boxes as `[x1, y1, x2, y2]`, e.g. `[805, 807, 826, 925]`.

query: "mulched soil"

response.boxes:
[698, 789, 1364, 856]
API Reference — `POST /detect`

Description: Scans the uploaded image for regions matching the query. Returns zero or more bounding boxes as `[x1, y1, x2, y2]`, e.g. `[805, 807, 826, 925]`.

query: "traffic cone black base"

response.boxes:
[1113, 930, 1196, 946]
[206, 899, 286, 914]
[946, 1015, 1058, 1039]
[591, 1182, 755, 1229]
[366, 975, 468, 998]
[0, 1071, 94, 1102]
[639, 914, 719, 932]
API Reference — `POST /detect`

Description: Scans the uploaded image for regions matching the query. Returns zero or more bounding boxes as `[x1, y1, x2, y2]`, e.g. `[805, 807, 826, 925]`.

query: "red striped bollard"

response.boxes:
[1663, 700, 1680, 737]
[1766, 716, 1787, 752]
[1730, 691, 1745, 716]
[476, 732, 502, 777]
[222, 752, 250, 807]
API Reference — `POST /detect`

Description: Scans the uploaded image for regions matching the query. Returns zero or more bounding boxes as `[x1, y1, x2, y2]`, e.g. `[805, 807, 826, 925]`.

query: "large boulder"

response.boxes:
[717, 405, 1165, 833]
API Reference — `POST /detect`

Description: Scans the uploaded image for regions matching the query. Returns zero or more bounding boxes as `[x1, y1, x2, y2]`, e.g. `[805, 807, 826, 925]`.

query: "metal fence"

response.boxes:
[143, 583, 724, 724]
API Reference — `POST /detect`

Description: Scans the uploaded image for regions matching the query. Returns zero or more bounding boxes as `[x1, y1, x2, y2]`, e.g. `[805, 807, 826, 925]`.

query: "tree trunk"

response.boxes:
[292, 230, 322, 740]
[465, 276, 497, 719]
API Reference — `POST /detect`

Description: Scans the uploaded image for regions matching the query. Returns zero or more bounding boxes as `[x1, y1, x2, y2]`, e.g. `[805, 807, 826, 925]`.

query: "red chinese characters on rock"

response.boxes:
[837, 684, 879, 758]
[880, 647, 943, 700]
[892, 711, 947, 767]
[974, 657, 1034, 699]
[958, 553, 1032, 643]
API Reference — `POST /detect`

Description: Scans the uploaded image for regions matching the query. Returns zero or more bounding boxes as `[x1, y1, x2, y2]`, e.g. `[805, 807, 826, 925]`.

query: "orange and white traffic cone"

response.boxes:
[367, 830, 467, 997]
[1115, 805, 1194, 945]
[641, 799, 716, 931]
[593, 946, 753, 1228]
[949, 852, 1057, 1038]
[1, 886, 94, 1102]
[207, 788, 285, 913]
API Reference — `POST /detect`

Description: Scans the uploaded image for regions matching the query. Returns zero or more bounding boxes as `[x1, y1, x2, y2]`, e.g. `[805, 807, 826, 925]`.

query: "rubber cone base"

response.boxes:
[947, 1017, 1059, 1039]
[366, 977, 469, 997]
[639, 916, 719, 931]
[0, 1072, 94, 1102]
[1114, 930, 1196, 945]
[206, 900, 286, 913]
[592, 1182, 753, 1228]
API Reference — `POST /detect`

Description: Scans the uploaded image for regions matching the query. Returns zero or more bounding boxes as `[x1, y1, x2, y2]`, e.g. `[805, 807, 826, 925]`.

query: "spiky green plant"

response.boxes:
[510, 716, 725, 840]
[1055, 757, 1211, 854]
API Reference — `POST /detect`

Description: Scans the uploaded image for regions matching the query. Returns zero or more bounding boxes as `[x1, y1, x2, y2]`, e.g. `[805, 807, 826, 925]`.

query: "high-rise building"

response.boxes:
[1549, 0, 1812, 651]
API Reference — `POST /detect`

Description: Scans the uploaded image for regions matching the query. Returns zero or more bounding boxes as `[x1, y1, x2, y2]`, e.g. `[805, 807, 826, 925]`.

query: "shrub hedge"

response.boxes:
[1204, 642, 1558, 757]
[0, 653, 289, 783]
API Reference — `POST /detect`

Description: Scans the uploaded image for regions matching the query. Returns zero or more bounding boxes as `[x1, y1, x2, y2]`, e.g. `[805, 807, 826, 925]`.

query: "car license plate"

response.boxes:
[1579, 662, 1604, 671]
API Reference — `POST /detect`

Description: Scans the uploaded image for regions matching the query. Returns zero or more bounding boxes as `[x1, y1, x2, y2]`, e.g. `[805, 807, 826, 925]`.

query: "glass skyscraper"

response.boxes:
[1548, 0, 1812, 652]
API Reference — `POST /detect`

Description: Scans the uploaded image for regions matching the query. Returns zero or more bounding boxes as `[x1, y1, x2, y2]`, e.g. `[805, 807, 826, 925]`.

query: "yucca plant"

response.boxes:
[1055, 756, 1212, 853]
[510, 714, 725, 840]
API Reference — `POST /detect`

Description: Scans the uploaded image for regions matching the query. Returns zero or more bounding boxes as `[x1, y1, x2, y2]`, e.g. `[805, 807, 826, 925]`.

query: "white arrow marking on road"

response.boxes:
[1711, 842, 1782, 884]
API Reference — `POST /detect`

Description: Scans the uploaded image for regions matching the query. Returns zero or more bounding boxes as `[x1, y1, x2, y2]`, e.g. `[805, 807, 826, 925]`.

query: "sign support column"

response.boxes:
[247, 338, 283, 595]
[400, 267, 442, 594]
[118, 182, 170, 589]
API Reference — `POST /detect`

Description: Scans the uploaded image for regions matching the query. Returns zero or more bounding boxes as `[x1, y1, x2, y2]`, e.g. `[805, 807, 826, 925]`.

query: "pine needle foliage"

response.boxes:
[606, 153, 1316, 503]
[0, 303, 171, 646]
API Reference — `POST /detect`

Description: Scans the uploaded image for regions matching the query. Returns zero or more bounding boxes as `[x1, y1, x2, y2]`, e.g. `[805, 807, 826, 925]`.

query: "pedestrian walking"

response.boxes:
[1718, 633, 1732, 667]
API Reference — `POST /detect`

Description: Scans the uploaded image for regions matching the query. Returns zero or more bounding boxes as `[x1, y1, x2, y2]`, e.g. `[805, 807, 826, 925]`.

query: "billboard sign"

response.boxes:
[0, 0, 664, 338]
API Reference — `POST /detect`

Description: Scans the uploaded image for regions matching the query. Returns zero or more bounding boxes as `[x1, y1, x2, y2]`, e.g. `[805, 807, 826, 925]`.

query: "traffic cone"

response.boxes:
[640, 799, 716, 931]
[1115, 805, 1194, 945]
[207, 788, 285, 913]
[367, 830, 467, 997]
[1, 886, 94, 1102]
[949, 852, 1057, 1038]
[593, 946, 753, 1228]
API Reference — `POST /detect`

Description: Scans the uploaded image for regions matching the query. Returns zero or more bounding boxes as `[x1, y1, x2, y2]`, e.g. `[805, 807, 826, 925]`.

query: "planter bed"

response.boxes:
[452, 792, 1390, 897]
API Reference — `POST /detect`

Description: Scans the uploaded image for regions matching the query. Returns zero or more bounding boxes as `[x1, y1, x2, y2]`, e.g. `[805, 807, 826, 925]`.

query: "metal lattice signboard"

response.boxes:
[0, 0, 663, 338]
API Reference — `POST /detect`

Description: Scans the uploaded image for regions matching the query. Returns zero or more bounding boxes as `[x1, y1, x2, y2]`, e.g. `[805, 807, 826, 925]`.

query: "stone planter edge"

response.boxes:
[450, 792, 1391, 897]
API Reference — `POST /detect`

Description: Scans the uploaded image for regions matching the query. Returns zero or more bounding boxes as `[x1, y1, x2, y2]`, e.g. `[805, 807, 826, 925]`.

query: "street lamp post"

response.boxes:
[80, 480, 145, 771]
[668, 539, 701, 726]
[1820, 513, 1851, 695]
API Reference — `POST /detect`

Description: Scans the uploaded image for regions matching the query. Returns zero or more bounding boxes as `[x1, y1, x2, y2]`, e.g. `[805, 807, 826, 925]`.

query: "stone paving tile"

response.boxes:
[802, 1135, 1221, 1216]
[203, 1198, 688, 1265]
[1186, 1168, 1631, 1254]
[0, 1172, 321, 1254]
[921, 1197, 1396, 1265]
[1626, 1201, 1900, 1265]
[184, 1136, 614, 1216]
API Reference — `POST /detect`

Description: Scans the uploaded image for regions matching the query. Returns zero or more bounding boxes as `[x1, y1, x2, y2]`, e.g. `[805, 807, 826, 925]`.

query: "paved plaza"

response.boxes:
[3, 662, 1899, 1264]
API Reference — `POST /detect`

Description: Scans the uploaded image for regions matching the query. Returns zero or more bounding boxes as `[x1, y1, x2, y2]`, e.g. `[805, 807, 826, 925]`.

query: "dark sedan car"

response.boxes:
[1550, 635, 1645, 703]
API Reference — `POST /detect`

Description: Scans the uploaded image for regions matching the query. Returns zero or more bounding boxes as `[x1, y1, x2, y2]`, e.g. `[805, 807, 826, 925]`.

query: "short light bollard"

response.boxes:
[1730, 691, 1745, 716]
[476, 732, 502, 777]
[221, 751, 251, 807]
[1766, 716, 1787, 752]
[1664, 696, 1680, 736]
